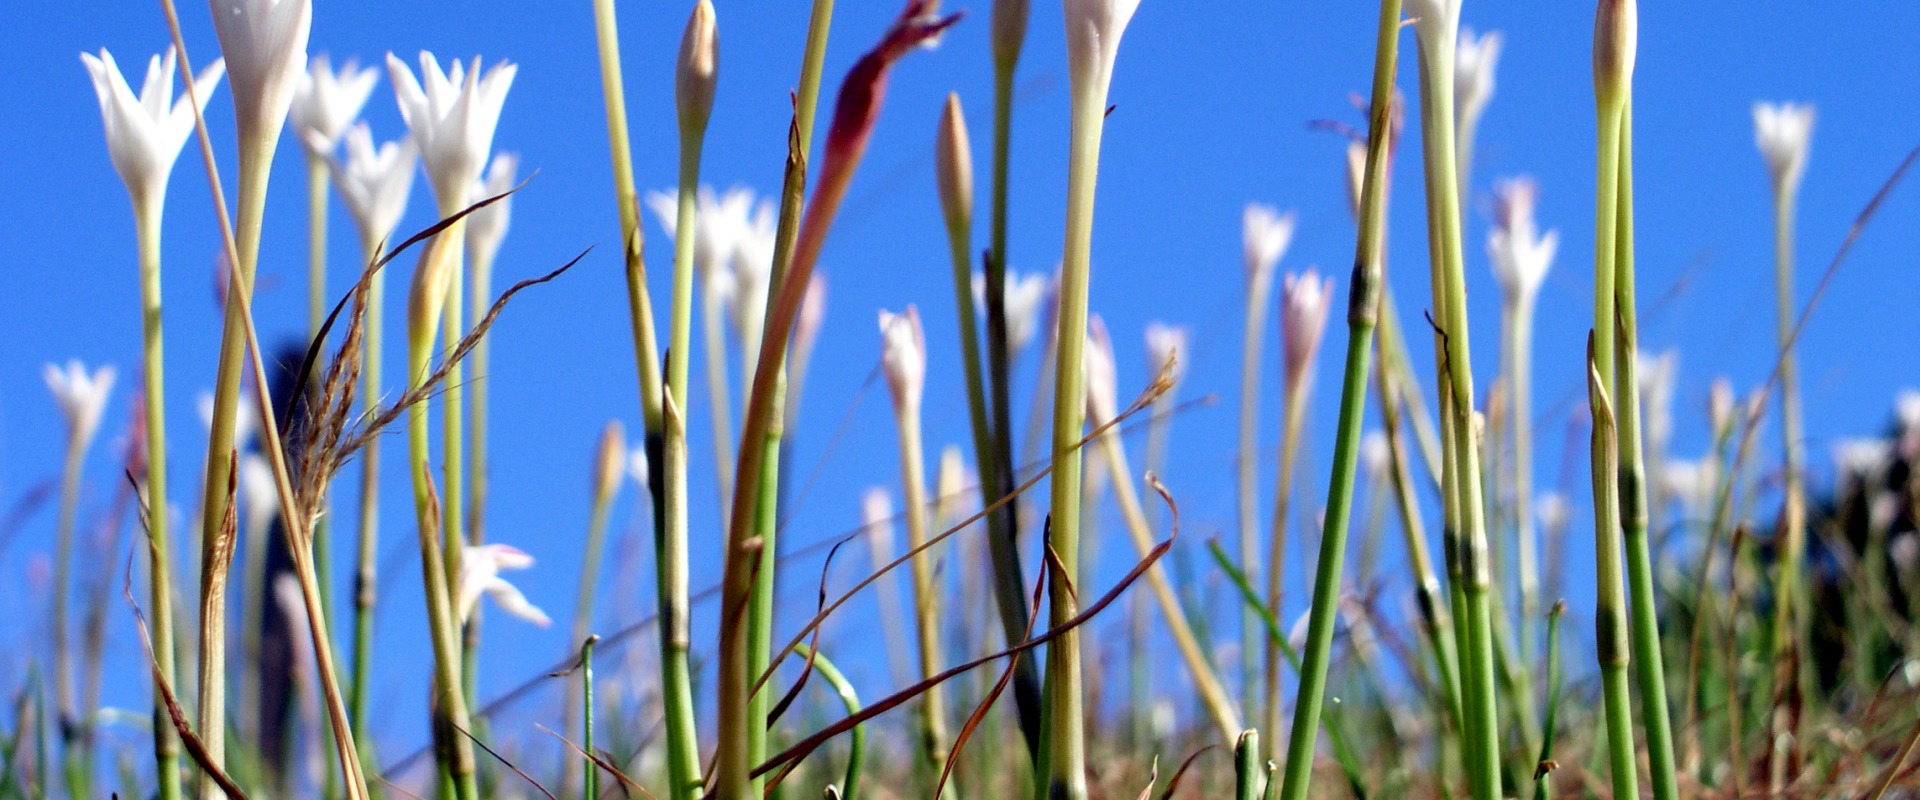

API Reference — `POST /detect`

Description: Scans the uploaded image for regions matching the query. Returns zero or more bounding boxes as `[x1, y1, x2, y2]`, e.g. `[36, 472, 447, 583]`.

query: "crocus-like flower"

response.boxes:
[972, 269, 1052, 355]
[646, 185, 756, 287]
[1084, 316, 1118, 424]
[1143, 322, 1188, 383]
[879, 306, 928, 415]
[1404, 0, 1461, 49]
[326, 122, 418, 248]
[1488, 176, 1558, 311]
[1279, 269, 1334, 388]
[1064, 0, 1143, 110]
[387, 52, 518, 206]
[1455, 27, 1502, 132]
[1753, 102, 1815, 192]
[289, 54, 378, 155]
[1243, 203, 1297, 285]
[1359, 430, 1391, 484]
[45, 361, 117, 448]
[210, 0, 312, 142]
[80, 48, 227, 207]
[457, 543, 549, 626]
[467, 152, 519, 266]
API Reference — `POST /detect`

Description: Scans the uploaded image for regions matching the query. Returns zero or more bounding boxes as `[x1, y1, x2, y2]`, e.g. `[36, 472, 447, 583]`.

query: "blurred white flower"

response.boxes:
[1280, 269, 1334, 388]
[1636, 350, 1677, 453]
[627, 444, 651, 489]
[1899, 390, 1920, 459]
[1753, 102, 1815, 192]
[645, 185, 755, 290]
[1084, 316, 1118, 424]
[467, 152, 519, 266]
[1404, 0, 1461, 48]
[1537, 492, 1571, 533]
[44, 360, 117, 448]
[197, 388, 260, 453]
[1455, 27, 1502, 132]
[593, 420, 626, 505]
[1242, 203, 1297, 284]
[457, 543, 549, 626]
[879, 306, 928, 416]
[387, 51, 517, 206]
[1488, 176, 1557, 311]
[79, 47, 226, 207]
[1708, 378, 1736, 437]
[972, 269, 1051, 356]
[325, 122, 417, 248]
[209, 0, 311, 142]
[238, 452, 280, 537]
[862, 487, 896, 562]
[730, 198, 780, 356]
[794, 272, 830, 366]
[1359, 430, 1392, 484]
[1143, 322, 1188, 384]
[1661, 458, 1717, 518]
[289, 53, 378, 155]
[1832, 438, 1894, 491]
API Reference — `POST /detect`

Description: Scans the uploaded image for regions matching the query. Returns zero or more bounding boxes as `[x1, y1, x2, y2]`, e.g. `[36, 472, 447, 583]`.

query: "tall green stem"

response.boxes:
[1263, 371, 1310, 753]
[1587, 350, 1640, 800]
[195, 139, 273, 799]
[306, 152, 336, 634]
[132, 198, 183, 800]
[51, 427, 83, 797]
[1611, 105, 1679, 800]
[1274, 6, 1396, 796]
[1235, 270, 1275, 717]
[1765, 119, 1809, 787]
[892, 396, 956, 797]
[564, 449, 617, 797]
[349, 230, 383, 749]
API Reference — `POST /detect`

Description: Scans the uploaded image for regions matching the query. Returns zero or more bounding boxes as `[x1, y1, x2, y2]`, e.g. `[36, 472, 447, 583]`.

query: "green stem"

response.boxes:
[893, 398, 956, 797]
[133, 196, 183, 800]
[1765, 124, 1809, 786]
[1587, 349, 1640, 800]
[436, 192, 470, 703]
[52, 429, 82, 787]
[466, 225, 499, 716]
[349, 231, 383, 756]
[1532, 603, 1565, 800]
[582, 636, 599, 800]
[1235, 730, 1263, 800]
[565, 456, 616, 797]
[1274, 4, 1397, 797]
[1263, 372, 1310, 753]
[1376, 361, 1463, 737]
[1612, 103, 1679, 800]
[797, 645, 863, 800]
[1235, 270, 1275, 718]
[662, 85, 708, 800]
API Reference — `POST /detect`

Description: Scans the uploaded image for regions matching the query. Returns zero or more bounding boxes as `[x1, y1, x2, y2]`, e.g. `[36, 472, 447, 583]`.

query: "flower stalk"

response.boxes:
[1586, 341, 1640, 800]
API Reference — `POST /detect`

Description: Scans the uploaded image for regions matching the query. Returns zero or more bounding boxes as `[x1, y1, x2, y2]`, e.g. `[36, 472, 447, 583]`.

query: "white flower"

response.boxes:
[730, 198, 780, 354]
[209, 0, 311, 142]
[467, 152, 519, 266]
[1455, 27, 1502, 132]
[646, 185, 756, 289]
[1280, 269, 1335, 388]
[1898, 390, 1920, 459]
[1662, 458, 1717, 518]
[1243, 203, 1297, 284]
[1488, 176, 1558, 310]
[44, 360, 117, 447]
[1063, 0, 1143, 110]
[862, 487, 896, 562]
[387, 52, 518, 207]
[1753, 102, 1814, 191]
[627, 444, 651, 489]
[1709, 378, 1736, 437]
[1360, 430, 1392, 483]
[289, 54, 378, 155]
[80, 48, 226, 207]
[593, 420, 626, 505]
[1636, 350, 1677, 452]
[1537, 492, 1571, 533]
[197, 388, 260, 453]
[326, 122, 418, 248]
[1084, 316, 1118, 424]
[1832, 438, 1894, 491]
[1142, 322, 1188, 383]
[879, 306, 928, 415]
[1404, 0, 1461, 49]
[972, 269, 1052, 356]
[238, 452, 279, 536]
[457, 543, 549, 626]
[794, 272, 830, 364]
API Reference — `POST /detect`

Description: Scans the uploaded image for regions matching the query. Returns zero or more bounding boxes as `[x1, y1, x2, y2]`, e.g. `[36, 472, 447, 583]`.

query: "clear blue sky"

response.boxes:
[2, 0, 1917, 778]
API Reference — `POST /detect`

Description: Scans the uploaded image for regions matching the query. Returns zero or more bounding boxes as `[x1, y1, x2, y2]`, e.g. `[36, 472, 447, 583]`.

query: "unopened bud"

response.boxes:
[1592, 0, 1637, 106]
[676, 0, 719, 137]
[593, 419, 626, 505]
[935, 93, 973, 238]
[1708, 378, 1735, 436]
[991, 0, 1030, 74]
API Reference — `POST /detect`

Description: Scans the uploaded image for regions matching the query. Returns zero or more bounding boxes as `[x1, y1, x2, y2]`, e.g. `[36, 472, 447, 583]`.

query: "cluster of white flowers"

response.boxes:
[646, 186, 783, 352]
[971, 268, 1054, 357]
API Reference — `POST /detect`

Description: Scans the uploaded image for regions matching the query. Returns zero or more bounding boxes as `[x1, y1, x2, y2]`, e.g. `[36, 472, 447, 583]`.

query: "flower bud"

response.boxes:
[1753, 102, 1814, 194]
[1279, 269, 1334, 389]
[676, 0, 719, 138]
[592, 419, 626, 506]
[1243, 203, 1297, 285]
[1708, 377, 1735, 437]
[879, 306, 927, 417]
[1593, 0, 1637, 106]
[991, 0, 1029, 74]
[1455, 27, 1502, 134]
[936, 93, 974, 239]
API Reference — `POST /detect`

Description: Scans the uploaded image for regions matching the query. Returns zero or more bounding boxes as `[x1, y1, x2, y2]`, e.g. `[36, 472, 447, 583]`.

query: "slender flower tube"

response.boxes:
[878, 306, 957, 796]
[1047, 1, 1141, 795]
[291, 54, 379, 335]
[1235, 201, 1294, 712]
[80, 49, 222, 800]
[325, 121, 417, 736]
[466, 151, 517, 551]
[1452, 26, 1501, 196]
[1263, 267, 1332, 749]
[1488, 175, 1556, 669]
[44, 361, 116, 752]
[1753, 97, 1813, 789]
[198, 4, 310, 785]
[863, 488, 916, 689]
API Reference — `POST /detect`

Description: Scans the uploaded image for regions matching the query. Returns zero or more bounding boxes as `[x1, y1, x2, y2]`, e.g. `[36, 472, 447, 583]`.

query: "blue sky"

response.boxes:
[2, 0, 1917, 779]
